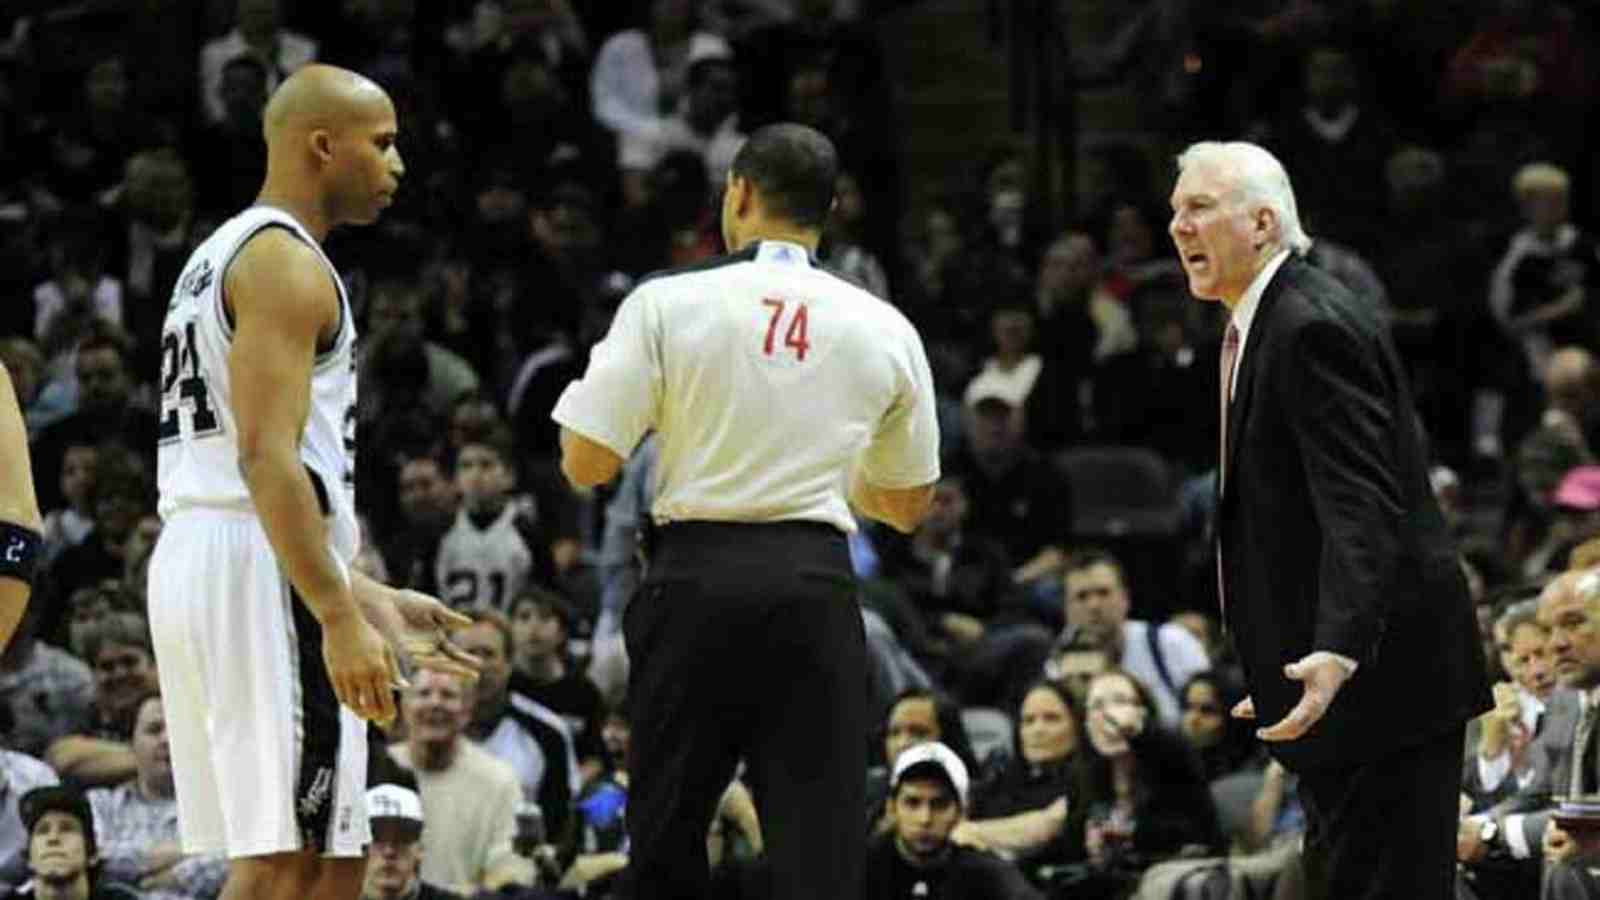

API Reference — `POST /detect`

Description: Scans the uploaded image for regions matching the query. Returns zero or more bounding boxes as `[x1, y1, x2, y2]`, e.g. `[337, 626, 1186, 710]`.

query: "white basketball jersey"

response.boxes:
[156, 206, 360, 563]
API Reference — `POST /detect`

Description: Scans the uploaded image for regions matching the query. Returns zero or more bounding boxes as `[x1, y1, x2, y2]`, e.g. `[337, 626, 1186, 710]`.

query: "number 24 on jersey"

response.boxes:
[761, 299, 810, 362]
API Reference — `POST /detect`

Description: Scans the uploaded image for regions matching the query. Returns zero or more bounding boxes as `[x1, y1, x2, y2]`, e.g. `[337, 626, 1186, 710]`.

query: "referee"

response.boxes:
[553, 123, 940, 900]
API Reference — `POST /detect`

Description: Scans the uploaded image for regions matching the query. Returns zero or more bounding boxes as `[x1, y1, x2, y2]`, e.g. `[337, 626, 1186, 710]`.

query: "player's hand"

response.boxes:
[1256, 653, 1351, 742]
[389, 590, 481, 682]
[322, 612, 400, 726]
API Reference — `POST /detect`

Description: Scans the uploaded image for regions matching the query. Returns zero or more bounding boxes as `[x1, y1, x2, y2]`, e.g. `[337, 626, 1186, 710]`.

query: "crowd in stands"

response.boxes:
[4, 0, 1600, 897]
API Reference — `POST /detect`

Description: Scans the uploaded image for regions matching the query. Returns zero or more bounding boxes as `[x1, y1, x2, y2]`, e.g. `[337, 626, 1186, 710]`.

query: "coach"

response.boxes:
[1169, 141, 1490, 899]
[552, 123, 940, 900]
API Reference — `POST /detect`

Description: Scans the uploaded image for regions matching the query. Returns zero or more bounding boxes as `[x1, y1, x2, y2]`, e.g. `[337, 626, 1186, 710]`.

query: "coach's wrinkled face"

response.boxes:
[403, 670, 469, 743]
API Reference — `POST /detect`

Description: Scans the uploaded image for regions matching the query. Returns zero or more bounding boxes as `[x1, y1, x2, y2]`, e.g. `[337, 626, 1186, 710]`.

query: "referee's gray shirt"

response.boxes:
[552, 240, 940, 533]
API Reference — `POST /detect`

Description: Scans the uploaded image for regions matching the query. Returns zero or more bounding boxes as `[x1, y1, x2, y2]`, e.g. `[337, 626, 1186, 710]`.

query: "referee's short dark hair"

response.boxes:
[730, 123, 838, 229]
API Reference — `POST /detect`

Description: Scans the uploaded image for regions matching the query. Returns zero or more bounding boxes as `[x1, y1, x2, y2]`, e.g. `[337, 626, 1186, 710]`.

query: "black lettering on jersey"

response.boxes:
[158, 320, 222, 443]
[171, 259, 213, 308]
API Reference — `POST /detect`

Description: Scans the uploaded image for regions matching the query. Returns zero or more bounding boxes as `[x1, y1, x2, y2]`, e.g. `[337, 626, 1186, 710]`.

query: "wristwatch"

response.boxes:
[1479, 818, 1499, 847]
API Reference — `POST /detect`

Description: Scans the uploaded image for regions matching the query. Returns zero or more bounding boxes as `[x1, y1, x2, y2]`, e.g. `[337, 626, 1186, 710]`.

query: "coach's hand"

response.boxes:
[389, 590, 482, 682]
[1256, 653, 1352, 742]
[323, 612, 400, 725]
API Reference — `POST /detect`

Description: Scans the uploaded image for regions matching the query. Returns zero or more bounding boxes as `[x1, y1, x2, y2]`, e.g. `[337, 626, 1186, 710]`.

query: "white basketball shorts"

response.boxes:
[147, 509, 370, 858]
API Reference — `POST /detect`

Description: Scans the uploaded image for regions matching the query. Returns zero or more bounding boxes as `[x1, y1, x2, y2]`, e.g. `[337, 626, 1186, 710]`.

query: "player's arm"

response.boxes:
[228, 230, 396, 723]
[0, 362, 41, 652]
[559, 428, 624, 487]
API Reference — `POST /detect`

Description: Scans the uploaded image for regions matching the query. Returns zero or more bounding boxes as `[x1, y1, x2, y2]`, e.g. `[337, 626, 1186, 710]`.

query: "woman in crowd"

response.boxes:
[1178, 671, 1260, 781]
[958, 679, 1086, 885]
[1076, 668, 1223, 897]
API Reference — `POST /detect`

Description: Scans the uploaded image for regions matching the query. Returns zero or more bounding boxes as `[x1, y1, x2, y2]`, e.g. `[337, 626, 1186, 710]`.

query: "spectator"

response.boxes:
[379, 453, 458, 595]
[874, 473, 1054, 710]
[454, 610, 579, 843]
[39, 443, 96, 567]
[819, 170, 889, 299]
[1465, 601, 1558, 809]
[1177, 671, 1258, 782]
[958, 680, 1080, 883]
[0, 605, 95, 761]
[0, 340, 71, 438]
[86, 690, 226, 899]
[14, 785, 140, 899]
[589, 0, 731, 171]
[36, 59, 164, 209]
[1059, 548, 1210, 729]
[866, 688, 979, 838]
[449, 0, 591, 136]
[186, 54, 269, 221]
[1077, 669, 1223, 891]
[861, 742, 1044, 900]
[434, 427, 554, 613]
[0, 736, 61, 892]
[1033, 231, 1136, 373]
[619, 50, 746, 208]
[1045, 627, 1114, 710]
[112, 149, 199, 367]
[474, 60, 616, 213]
[48, 449, 149, 606]
[362, 782, 466, 900]
[362, 277, 480, 426]
[1259, 44, 1396, 255]
[32, 216, 123, 367]
[389, 669, 535, 893]
[508, 589, 605, 781]
[198, 0, 317, 124]
[945, 379, 1074, 603]
[30, 325, 155, 517]
[46, 613, 157, 787]
[1489, 163, 1598, 378]
[1543, 348, 1600, 458]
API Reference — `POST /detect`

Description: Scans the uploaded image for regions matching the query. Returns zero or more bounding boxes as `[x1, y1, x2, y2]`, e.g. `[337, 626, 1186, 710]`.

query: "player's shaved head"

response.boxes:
[262, 64, 390, 146]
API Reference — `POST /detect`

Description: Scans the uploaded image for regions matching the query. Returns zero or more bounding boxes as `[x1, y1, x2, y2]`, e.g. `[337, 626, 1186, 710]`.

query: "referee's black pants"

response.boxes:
[620, 521, 866, 900]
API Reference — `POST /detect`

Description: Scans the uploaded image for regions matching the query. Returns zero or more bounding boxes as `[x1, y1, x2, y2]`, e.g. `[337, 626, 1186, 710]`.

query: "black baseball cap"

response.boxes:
[19, 785, 97, 858]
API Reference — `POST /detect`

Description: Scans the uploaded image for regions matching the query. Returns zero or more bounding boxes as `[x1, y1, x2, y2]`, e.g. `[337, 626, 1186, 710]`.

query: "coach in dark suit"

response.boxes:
[1168, 141, 1491, 899]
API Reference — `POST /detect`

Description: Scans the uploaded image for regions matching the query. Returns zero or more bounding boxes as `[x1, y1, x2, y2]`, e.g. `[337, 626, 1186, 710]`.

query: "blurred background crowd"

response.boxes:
[3, 0, 1600, 897]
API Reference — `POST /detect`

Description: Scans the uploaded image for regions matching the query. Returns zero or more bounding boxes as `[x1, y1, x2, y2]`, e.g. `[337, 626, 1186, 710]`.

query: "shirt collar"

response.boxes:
[755, 240, 814, 267]
[1228, 248, 1292, 342]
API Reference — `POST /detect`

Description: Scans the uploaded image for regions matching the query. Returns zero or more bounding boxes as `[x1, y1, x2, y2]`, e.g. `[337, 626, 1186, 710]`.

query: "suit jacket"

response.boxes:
[1217, 256, 1491, 771]
[1488, 688, 1585, 853]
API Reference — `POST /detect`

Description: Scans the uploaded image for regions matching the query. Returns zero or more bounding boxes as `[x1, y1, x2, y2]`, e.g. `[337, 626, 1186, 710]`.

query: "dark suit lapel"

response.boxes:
[1224, 260, 1295, 498]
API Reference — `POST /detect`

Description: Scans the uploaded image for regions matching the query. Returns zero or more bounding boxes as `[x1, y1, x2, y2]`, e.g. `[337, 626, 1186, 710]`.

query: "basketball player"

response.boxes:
[147, 65, 478, 900]
[0, 361, 42, 647]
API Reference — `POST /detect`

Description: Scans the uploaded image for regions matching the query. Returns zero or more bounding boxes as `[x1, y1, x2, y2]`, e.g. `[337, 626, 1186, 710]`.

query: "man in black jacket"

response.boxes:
[1169, 140, 1490, 899]
[862, 742, 1042, 900]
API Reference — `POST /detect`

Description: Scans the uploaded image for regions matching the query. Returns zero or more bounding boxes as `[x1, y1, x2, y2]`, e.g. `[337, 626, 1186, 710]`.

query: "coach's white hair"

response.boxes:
[1176, 141, 1313, 256]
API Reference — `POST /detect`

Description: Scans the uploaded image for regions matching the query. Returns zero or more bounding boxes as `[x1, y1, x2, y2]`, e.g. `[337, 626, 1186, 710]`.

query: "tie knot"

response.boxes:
[1224, 323, 1240, 351]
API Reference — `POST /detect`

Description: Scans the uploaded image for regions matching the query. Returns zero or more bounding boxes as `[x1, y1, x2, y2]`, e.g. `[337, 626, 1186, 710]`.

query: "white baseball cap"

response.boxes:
[366, 784, 424, 824]
[891, 741, 970, 809]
